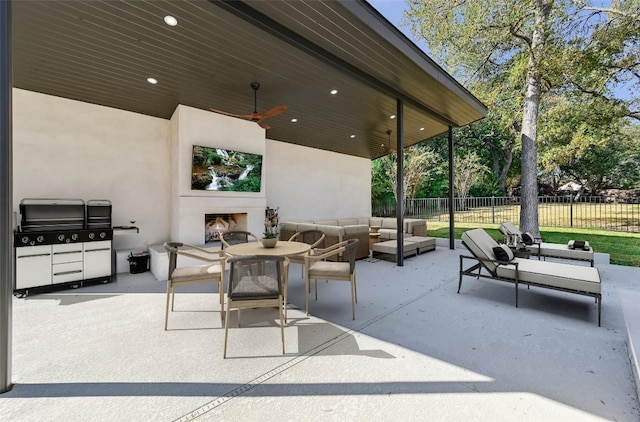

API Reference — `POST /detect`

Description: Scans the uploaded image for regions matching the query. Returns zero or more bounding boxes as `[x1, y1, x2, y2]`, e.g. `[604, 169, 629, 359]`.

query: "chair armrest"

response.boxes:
[304, 245, 347, 263]
[177, 244, 224, 263]
[460, 254, 519, 268]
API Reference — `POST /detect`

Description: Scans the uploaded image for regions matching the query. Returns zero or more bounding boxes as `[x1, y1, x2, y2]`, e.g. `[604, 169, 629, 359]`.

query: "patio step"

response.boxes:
[621, 289, 640, 403]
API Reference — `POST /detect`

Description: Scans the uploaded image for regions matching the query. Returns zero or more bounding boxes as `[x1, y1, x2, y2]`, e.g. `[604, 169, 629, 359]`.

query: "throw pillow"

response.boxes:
[493, 245, 514, 262]
[569, 240, 590, 251]
[521, 232, 534, 245]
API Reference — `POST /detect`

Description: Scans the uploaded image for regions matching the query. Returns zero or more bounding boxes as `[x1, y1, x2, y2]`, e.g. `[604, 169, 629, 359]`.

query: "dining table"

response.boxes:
[223, 240, 311, 321]
[223, 240, 311, 257]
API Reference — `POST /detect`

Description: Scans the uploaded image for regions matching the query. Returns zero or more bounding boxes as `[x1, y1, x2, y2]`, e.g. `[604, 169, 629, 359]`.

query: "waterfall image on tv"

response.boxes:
[191, 145, 263, 192]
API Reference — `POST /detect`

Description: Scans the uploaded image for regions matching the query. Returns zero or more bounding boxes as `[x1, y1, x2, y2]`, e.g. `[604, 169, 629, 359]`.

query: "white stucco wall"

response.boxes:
[170, 106, 267, 244]
[12, 89, 171, 250]
[12, 89, 372, 250]
[266, 140, 371, 221]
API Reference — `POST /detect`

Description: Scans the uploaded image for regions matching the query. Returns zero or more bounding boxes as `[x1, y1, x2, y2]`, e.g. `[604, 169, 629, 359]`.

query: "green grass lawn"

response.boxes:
[426, 222, 640, 267]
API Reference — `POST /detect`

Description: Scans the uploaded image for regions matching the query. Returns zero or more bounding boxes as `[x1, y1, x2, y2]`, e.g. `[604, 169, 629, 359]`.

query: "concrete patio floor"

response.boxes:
[1, 240, 639, 421]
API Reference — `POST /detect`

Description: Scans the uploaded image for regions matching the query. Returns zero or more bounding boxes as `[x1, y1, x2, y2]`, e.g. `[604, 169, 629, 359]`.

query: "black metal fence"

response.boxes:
[372, 196, 640, 233]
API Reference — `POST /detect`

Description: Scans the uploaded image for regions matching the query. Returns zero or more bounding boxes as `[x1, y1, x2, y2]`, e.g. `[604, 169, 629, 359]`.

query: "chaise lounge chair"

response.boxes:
[459, 228, 602, 325]
[498, 221, 595, 266]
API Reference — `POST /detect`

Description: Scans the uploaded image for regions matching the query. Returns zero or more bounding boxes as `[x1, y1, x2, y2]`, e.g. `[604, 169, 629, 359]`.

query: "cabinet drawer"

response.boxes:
[52, 262, 83, 283]
[52, 243, 83, 264]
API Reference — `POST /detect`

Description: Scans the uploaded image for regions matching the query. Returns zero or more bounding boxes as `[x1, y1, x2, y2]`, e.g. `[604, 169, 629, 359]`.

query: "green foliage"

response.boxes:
[232, 176, 261, 192]
[402, 0, 640, 200]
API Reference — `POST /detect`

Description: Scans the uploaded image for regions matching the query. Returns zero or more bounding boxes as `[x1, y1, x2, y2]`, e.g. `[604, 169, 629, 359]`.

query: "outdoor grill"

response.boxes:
[14, 198, 114, 296]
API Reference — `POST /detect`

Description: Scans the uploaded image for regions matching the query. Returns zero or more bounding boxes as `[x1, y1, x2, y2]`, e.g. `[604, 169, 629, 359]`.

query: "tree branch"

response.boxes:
[583, 7, 640, 22]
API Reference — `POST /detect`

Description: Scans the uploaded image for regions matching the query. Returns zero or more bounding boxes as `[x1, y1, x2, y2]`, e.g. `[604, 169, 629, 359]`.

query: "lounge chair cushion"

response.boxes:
[493, 245, 514, 262]
[496, 258, 601, 294]
[461, 229, 500, 273]
[527, 242, 593, 260]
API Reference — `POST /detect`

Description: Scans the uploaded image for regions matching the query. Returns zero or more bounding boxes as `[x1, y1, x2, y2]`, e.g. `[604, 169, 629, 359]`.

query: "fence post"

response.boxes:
[570, 195, 574, 227]
[491, 196, 495, 224]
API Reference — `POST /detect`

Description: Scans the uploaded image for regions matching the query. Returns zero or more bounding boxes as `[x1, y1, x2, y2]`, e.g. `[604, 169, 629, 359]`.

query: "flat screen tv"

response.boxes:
[191, 145, 263, 192]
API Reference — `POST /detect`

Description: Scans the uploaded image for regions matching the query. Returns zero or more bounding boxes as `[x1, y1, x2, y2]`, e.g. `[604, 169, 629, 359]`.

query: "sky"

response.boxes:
[368, 0, 422, 45]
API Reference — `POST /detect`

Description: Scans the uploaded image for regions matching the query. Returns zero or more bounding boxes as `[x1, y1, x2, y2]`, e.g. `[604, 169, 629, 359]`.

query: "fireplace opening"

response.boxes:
[204, 213, 248, 244]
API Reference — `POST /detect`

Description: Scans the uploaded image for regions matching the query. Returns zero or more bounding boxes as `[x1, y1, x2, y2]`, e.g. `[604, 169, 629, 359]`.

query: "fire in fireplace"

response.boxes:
[204, 213, 248, 244]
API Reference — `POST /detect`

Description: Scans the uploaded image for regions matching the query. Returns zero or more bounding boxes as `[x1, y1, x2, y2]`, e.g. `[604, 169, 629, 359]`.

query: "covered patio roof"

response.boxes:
[11, 0, 486, 159]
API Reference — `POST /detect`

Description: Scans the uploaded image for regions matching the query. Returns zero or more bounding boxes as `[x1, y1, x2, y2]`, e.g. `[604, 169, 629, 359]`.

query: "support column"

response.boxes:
[0, 0, 13, 394]
[448, 126, 455, 250]
[396, 98, 404, 266]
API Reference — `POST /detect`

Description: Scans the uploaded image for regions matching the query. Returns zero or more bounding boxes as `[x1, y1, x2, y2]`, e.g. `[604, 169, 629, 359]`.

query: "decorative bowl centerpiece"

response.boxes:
[262, 206, 279, 248]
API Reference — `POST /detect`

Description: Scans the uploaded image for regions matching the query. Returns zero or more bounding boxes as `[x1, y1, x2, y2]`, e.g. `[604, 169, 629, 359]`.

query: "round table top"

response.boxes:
[224, 240, 311, 257]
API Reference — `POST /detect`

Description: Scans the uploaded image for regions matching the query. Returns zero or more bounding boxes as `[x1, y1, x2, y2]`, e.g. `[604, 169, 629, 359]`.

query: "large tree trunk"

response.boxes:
[519, 1, 551, 236]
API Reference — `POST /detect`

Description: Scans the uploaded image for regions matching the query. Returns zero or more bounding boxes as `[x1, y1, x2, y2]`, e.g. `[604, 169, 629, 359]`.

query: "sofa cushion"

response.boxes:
[381, 218, 397, 229]
[379, 229, 397, 239]
[342, 224, 369, 235]
[338, 218, 359, 226]
[314, 219, 338, 226]
[280, 222, 299, 232]
[315, 224, 344, 237]
[369, 217, 383, 227]
[357, 218, 371, 225]
[296, 223, 318, 232]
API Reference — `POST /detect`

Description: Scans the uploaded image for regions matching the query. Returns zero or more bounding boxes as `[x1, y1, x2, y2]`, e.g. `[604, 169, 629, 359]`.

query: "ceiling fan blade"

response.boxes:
[257, 120, 271, 129]
[209, 108, 254, 120]
[256, 104, 288, 119]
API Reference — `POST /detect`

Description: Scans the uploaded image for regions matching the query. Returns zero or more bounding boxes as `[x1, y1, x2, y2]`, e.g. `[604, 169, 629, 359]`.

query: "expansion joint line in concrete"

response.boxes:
[175, 279, 454, 421]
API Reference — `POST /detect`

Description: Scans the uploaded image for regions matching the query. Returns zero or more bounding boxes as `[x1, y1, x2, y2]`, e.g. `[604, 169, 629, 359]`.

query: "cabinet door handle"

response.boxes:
[17, 253, 51, 258]
[54, 250, 82, 255]
[53, 270, 83, 276]
[85, 248, 111, 253]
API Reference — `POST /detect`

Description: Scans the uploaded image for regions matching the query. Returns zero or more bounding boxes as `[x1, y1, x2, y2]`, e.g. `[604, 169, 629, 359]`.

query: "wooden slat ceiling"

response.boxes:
[12, 0, 486, 160]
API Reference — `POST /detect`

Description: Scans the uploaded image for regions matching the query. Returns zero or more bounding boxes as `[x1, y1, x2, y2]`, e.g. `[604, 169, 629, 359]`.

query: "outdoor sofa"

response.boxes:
[499, 221, 595, 266]
[459, 228, 602, 325]
[279, 217, 429, 261]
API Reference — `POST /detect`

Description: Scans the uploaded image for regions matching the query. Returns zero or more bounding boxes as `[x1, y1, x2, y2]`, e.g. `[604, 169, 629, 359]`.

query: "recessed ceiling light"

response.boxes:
[291, 118, 298, 123]
[164, 15, 178, 26]
[330, 89, 338, 95]
[390, 115, 396, 119]
[419, 127, 425, 131]
[146, 77, 158, 84]
[350, 134, 355, 139]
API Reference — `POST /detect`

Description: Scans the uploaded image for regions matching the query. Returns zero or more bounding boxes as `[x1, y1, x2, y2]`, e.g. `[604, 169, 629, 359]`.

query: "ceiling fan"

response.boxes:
[210, 82, 287, 129]
[382, 129, 397, 154]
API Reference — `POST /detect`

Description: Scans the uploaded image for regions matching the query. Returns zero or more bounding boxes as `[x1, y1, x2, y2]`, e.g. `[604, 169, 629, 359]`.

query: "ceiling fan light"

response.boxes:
[164, 15, 178, 26]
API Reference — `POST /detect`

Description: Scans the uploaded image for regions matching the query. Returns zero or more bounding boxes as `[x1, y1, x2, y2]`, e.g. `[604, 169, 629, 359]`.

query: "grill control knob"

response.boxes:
[71, 233, 78, 241]
[30, 241, 35, 246]
[37, 235, 44, 243]
[100, 232, 106, 239]
[88, 233, 95, 240]
[21, 236, 29, 244]
[58, 234, 65, 242]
